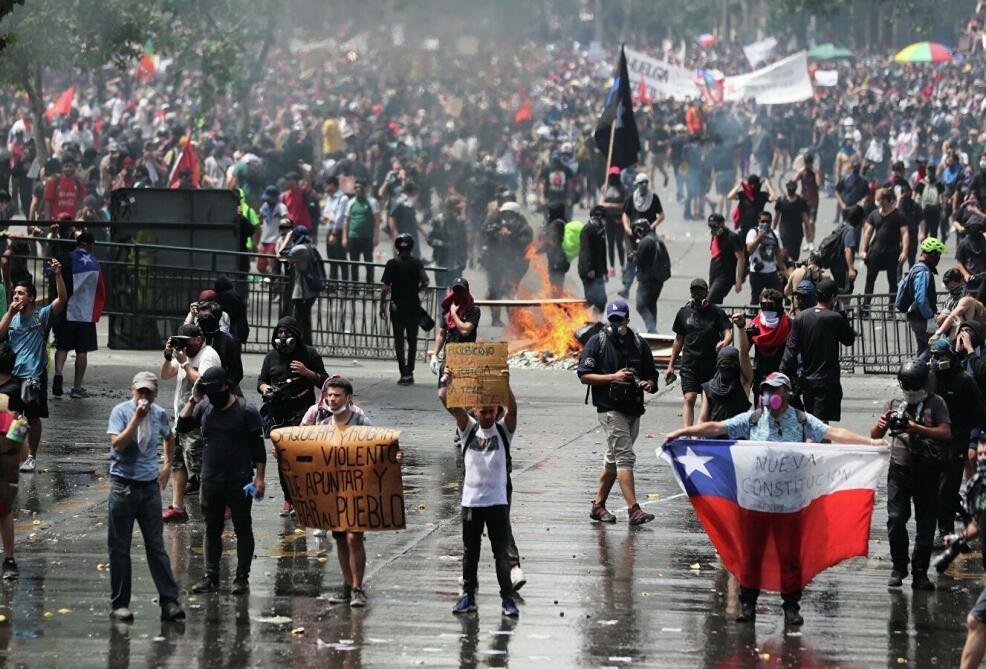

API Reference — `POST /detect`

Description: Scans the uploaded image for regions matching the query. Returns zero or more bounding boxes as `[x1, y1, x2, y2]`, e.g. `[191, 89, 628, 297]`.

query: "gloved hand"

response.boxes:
[429, 353, 440, 376]
[243, 482, 262, 499]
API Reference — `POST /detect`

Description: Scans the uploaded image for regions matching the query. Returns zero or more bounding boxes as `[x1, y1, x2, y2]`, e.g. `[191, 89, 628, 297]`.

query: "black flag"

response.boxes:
[594, 45, 640, 170]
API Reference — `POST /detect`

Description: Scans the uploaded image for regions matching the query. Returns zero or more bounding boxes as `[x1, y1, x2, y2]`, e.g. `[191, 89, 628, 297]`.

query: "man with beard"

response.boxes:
[900, 238, 946, 357]
[707, 213, 745, 305]
[619, 174, 665, 298]
[257, 316, 327, 516]
[665, 279, 733, 427]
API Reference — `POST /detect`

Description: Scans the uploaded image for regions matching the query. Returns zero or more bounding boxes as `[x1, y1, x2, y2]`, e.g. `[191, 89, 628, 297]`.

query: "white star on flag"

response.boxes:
[678, 447, 714, 479]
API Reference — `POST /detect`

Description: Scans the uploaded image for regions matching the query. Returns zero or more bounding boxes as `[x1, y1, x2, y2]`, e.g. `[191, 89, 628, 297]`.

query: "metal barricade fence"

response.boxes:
[17, 240, 445, 358]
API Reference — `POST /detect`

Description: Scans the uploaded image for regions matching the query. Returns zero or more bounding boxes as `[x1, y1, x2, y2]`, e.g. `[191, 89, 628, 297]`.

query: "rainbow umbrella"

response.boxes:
[894, 41, 952, 63]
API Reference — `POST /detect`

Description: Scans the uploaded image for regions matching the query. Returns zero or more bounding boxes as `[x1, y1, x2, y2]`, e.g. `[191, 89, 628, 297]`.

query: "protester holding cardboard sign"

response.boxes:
[443, 367, 522, 618]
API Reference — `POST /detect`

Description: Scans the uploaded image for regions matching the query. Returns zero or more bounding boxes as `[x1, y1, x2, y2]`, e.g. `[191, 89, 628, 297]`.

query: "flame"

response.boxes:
[506, 243, 597, 357]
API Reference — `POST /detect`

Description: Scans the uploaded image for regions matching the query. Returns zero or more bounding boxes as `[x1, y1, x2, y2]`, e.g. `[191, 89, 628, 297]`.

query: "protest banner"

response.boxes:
[661, 438, 886, 592]
[624, 47, 699, 101]
[724, 51, 814, 105]
[743, 37, 778, 67]
[445, 342, 509, 408]
[271, 425, 405, 533]
[814, 69, 839, 87]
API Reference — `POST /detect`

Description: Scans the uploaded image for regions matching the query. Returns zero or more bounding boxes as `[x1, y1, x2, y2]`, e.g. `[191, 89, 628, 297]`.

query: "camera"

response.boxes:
[750, 258, 765, 273]
[168, 335, 191, 351]
[745, 323, 761, 339]
[932, 535, 971, 573]
[887, 410, 910, 434]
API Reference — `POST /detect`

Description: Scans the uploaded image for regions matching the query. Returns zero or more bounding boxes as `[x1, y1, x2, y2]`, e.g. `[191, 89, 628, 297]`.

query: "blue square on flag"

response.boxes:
[664, 439, 737, 501]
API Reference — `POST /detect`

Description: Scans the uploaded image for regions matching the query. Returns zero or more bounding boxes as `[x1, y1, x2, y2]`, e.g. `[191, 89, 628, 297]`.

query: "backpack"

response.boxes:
[895, 262, 928, 314]
[656, 238, 672, 283]
[459, 419, 513, 472]
[562, 220, 584, 262]
[748, 407, 808, 440]
[302, 244, 328, 292]
[815, 223, 849, 268]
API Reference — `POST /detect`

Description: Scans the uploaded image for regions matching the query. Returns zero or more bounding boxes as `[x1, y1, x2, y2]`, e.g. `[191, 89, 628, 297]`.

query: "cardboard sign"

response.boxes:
[270, 425, 405, 533]
[445, 342, 509, 408]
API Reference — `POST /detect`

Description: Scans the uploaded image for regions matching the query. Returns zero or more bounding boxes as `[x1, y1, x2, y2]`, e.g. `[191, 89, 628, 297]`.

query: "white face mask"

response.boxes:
[902, 389, 927, 404]
[328, 403, 349, 415]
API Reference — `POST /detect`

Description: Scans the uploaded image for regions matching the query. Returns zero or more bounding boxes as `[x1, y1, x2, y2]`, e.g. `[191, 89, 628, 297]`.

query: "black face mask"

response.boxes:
[197, 316, 219, 334]
[719, 366, 739, 381]
[205, 388, 231, 407]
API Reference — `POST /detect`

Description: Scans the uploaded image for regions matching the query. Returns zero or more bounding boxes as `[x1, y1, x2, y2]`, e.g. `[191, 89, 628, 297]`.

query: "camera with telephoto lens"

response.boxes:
[932, 535, 971, 573]
[887, 410, 911, 434]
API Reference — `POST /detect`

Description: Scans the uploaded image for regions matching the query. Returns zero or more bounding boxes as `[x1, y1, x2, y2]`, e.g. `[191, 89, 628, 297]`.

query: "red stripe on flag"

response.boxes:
[691, 489, 874, 592]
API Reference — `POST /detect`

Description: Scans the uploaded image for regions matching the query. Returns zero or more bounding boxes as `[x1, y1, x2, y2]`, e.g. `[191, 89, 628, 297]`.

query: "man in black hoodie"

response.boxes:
[538, 202, 570, 297]
[579, 206, 608, 313]
[257, 316, 327, 515]
[214, 276, 249, 345]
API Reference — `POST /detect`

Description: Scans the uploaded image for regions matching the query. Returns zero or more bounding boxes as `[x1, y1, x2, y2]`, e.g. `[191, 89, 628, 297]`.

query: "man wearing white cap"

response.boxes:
[667, 370, 882, 625]
[105, 371, 185, 623]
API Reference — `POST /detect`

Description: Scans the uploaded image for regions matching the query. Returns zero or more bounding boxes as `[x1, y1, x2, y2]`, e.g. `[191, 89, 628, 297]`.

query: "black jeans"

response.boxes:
[201, 479, 255, 580]
[506, 477, 520, 568]
[292, 298, 315, 345]
[887, 461, 940, 575]
[938, 445, 968, 534]
[863, 258, 898, 307]
[461, 505, 513, 598]
[392, 309, 419, 377]
[739, 586, 801, 610]
[749, 271, 782, 306]
[605, 217, 625, 269]
[708, 273, 733, 305]
[107, 477, 180, 609]
[326, 233, 348, 281]
[348, 238, 374, 283]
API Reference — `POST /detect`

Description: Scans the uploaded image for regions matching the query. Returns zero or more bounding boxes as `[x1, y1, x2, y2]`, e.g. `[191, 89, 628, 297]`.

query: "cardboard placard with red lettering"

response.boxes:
[270, 425, 405, 532]
[444, 342, 509, 409]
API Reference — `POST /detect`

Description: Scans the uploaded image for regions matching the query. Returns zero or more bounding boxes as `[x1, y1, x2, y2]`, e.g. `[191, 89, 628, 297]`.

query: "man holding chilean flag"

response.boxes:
[594, 46, 641, 171]
[52, 232, 105, 399]
[665, 372, 886, 626]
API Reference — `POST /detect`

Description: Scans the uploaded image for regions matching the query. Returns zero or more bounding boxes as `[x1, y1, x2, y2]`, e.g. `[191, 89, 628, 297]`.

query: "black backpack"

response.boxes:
[815, 223, 848, 269]
[302, 244, 328, 292]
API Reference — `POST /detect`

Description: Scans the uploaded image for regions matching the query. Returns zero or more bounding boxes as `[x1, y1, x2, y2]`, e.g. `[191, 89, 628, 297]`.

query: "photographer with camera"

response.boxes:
[578, 299, 659, 526]
[870, 360, 952, 591]
[745, 211, 786, 307]
[159, 323, 220, 521]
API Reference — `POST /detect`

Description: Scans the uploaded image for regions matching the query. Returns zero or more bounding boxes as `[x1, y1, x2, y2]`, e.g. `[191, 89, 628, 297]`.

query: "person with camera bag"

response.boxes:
[746, 211, 786, 307]
[949, 435, 986, 668]
[870, 360, 952, 591]
[578, 299, 659, 526]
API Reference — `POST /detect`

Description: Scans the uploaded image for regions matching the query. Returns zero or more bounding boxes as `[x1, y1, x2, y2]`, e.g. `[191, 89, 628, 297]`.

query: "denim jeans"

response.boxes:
[201, 479, 254, 580]
[107, 477, 180, 609]
[461, 505, 512, 598]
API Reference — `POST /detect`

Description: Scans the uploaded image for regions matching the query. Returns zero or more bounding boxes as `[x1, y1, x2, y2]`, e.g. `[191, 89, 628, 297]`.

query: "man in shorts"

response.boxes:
[0, 261, 68, 473]
[665, 278, 732, 427]
[53, 232, 103, 399]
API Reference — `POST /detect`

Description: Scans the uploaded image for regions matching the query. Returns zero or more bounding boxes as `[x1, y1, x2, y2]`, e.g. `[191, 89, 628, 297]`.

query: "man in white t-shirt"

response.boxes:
[443, 368, 521, 618]
[158, 323, 221, 522]
[746, 210, 786, 306]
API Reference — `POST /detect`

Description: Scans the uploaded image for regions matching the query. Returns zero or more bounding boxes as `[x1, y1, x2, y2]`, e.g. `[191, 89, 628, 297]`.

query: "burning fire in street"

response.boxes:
[506, 244, 598, 359]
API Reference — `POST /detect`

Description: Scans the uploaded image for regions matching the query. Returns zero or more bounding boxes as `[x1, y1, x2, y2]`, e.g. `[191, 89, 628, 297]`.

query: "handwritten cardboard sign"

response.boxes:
[270, 425, 405, 532]
[445, 342, 509, 408]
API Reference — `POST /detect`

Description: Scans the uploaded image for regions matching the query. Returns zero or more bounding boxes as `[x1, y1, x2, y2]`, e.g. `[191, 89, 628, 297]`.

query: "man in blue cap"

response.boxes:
[577, 299, 659, 525]
[792, 279, 817, 317]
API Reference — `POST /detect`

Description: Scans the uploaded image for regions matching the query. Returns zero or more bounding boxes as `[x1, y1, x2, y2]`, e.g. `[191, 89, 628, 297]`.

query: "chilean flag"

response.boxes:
[67, 248, 105, 323]
[661, 439, 885, 593]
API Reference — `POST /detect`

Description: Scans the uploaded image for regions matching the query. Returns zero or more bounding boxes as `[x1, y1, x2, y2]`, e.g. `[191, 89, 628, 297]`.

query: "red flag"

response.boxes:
[44, 86, 75, 123]
[136, 53, 156, 83]
[633, 74, 652, 105]
[514, 98, 532, 124]
[169, 138, 201, 188]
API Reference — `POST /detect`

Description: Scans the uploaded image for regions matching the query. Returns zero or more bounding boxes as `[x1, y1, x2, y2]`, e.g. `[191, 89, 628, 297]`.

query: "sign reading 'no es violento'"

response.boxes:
[271, 425, 405, 532]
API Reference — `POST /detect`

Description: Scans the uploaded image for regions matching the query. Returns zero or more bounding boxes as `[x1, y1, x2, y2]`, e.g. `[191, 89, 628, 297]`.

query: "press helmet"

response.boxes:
[897, 360, 929, 391]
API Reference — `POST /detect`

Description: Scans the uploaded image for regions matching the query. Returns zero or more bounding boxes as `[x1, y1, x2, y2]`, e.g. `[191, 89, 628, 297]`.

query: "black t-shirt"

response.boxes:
[443, 305, 481, 344]
[774, 196, 809, 234]
[867, 208, 907, 262]
[780, 307, 855, 383]
[671, 304, 730, 369]
[540, 164, 573, 202]
[957, 236, 986, 277]
[192, 400, 264, 483]
[622, 194, 664, 224]
[390, 202, 417, 236]
[709, 230, 743, 280]
[382, 255, 427, 313]
[737, 191, 771, 235]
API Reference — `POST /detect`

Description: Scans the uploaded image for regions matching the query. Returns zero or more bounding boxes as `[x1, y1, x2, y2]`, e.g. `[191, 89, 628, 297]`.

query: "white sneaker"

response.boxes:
[510, 566, 526, 593]
[110, 607, 134, 621]
[19, 456, 35, 473]
[313, 529, 327, 537]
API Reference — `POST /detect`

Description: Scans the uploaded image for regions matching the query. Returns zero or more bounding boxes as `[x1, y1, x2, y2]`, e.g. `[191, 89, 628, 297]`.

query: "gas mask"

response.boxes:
[760, 390, 784, 411]
[610, 322, 628, 337]
[273, 335, 296, 353]
[932, 357, 952, 372]
[709, 223, 724, 235]
[690, 293, 709, 310]
[197, 315, 220, 334]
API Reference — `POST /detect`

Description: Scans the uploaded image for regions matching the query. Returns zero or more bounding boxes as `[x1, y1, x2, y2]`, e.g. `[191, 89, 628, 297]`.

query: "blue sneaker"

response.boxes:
[501, 597, 519, 618]
[452, 593, 477, 615]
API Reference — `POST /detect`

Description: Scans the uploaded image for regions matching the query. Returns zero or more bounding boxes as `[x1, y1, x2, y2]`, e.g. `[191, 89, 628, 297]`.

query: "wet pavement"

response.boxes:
[1, 194, 980, 667]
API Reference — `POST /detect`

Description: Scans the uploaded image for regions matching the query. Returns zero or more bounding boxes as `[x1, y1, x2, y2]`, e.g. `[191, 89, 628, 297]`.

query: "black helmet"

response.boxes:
[395, 233, 414, 251]
[632, 218, 650, 237]
[897, 360, 929, 391]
